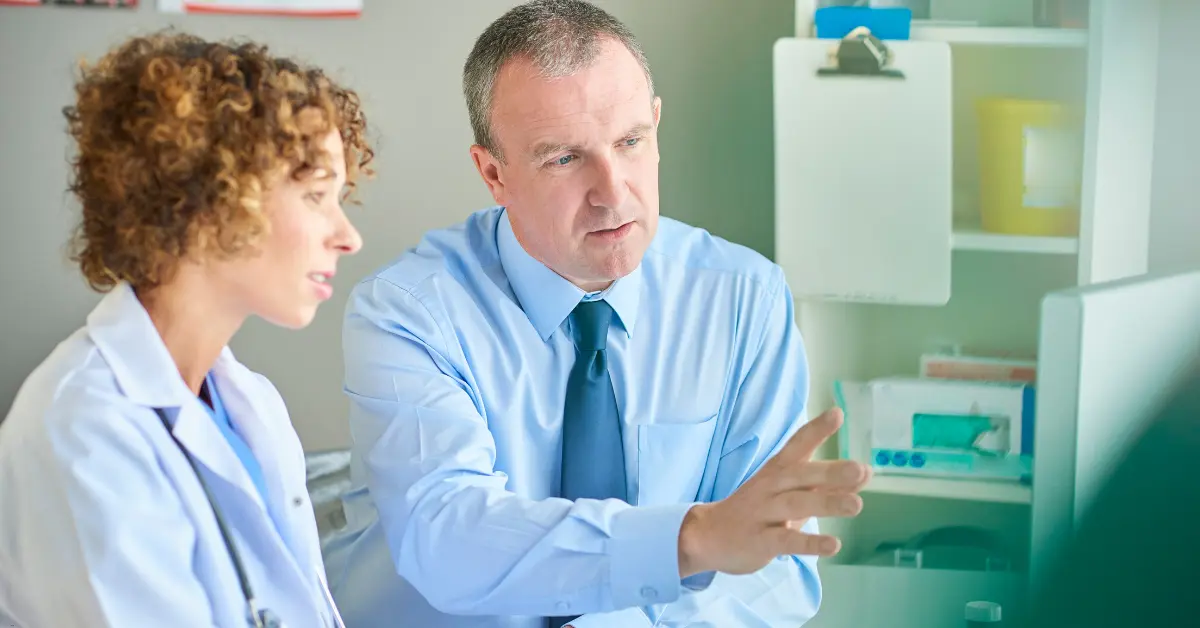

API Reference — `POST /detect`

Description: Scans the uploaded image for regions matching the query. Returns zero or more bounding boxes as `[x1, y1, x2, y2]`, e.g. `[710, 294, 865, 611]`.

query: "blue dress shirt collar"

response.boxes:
[496, 208, 642, 341]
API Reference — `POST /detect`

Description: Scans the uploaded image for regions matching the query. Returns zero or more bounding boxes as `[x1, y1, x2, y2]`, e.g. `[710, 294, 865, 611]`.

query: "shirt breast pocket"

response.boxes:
[636, 414, 719, 506]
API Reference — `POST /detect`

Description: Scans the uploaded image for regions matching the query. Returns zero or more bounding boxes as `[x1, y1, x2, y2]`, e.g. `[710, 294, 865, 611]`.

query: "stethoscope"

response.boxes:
[154, 407, 339, 628]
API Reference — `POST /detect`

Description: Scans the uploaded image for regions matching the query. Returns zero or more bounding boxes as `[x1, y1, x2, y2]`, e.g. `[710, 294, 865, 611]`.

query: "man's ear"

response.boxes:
[470, 145, 507, 205]
[653, 96, 663, 127]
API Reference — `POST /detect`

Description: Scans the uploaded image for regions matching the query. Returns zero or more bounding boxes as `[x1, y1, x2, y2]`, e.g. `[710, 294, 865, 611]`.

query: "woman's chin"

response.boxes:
[260, 304, 319, 330]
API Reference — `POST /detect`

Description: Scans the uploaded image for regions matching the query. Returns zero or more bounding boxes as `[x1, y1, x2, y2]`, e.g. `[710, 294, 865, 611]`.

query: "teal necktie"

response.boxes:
[552, 300, 626, 628]
[559, 299, 627, 502]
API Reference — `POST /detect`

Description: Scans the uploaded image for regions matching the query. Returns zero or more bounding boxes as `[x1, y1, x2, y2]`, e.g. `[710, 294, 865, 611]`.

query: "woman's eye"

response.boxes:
[306, 191, 326, 203]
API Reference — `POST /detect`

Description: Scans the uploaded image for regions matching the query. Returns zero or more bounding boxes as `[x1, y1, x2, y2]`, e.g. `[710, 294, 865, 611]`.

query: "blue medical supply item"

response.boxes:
[814, 7, 913, 40]
[860, 377, 1035, 482]
[912, 412, 1013, 454]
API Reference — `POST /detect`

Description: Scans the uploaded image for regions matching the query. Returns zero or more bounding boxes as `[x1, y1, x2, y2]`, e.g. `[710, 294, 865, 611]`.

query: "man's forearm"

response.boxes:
[381, 464, 694, 616]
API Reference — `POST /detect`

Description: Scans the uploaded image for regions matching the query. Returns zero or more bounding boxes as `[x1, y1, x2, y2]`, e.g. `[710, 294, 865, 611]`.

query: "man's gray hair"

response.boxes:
[463, 0, 655, 162]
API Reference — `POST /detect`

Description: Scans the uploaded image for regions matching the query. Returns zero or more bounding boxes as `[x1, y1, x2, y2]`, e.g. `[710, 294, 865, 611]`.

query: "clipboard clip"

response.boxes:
[817, 26, 905, 79]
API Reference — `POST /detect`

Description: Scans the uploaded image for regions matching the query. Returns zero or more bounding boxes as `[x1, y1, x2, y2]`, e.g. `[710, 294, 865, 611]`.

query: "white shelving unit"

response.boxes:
[911, 23, 1088, 48]
[780, 1, 1163, 626]
[952, 227, 1078, 254]
[813, 564, 1028, 628]
[865, 474, 1033, 505]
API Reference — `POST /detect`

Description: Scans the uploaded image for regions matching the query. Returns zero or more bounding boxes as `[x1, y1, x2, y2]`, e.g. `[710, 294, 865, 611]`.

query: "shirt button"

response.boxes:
[640, 586, 657, 600]
[556, 601, 570, 613]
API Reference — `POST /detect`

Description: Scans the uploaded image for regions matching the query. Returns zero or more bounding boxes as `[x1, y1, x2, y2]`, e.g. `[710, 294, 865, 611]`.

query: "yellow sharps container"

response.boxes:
[976, 98, 1083, 237]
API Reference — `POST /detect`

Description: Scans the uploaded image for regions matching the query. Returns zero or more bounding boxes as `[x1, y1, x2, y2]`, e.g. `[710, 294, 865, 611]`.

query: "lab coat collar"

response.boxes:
[86, 283, 269, 512]
[496, 208, 642, 341]
[86, 283, 195, 408]
[86, 284, 324, 599]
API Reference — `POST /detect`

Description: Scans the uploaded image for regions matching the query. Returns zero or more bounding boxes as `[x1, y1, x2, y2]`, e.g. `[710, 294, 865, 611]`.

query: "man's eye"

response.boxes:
[553, 155, 575, 167]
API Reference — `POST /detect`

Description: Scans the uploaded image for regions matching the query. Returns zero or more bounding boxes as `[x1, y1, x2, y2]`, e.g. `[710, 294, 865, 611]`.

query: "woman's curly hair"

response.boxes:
[64, 30, 374, 292]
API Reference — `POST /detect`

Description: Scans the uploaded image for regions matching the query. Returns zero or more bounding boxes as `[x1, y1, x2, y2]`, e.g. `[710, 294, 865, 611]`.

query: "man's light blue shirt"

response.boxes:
[325, 207, 821, 627]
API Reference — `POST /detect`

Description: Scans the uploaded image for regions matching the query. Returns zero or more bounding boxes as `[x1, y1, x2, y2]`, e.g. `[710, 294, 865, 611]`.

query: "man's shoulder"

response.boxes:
[646, 216, 784, 291]
[358, 206, 503, 296]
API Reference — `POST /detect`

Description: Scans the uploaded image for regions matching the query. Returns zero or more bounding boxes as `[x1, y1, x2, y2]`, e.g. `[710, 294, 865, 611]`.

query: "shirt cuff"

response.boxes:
[682, 570, 717, 591]
[609, 502, 694, 609]
[565, 607, 655, 628]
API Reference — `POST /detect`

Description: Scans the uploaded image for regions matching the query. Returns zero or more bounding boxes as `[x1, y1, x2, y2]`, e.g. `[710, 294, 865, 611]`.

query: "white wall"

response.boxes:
[1149, 0, 1200, 274]
[0, 1, 793, 450]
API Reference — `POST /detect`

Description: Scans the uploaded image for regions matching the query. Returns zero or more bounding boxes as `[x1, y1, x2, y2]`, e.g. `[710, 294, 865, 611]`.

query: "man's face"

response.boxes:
[471, 38, 662, 292]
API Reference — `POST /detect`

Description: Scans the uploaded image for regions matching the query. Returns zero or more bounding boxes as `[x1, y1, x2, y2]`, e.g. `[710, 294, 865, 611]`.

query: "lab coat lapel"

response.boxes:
[189, 353, 327, 621]
[169, 398, 268, 512]
[85, 283, 268, 511]
[212, 354, 321, 573]
[86, 284, 330, 621]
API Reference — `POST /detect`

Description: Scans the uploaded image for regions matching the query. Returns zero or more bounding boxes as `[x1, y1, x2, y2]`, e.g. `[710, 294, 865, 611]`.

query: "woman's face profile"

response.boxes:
[213, 130, 363, 329]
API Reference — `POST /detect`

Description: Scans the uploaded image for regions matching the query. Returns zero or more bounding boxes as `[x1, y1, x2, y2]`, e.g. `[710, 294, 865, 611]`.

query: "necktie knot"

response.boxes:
[571, 299, 612, 352]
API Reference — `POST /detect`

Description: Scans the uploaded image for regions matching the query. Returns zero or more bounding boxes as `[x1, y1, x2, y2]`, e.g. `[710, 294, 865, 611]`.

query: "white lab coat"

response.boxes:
[0, 284, 341, 628]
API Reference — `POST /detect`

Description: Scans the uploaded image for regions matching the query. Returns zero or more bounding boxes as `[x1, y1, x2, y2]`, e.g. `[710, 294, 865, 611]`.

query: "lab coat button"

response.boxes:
[640, 586, 657, 600]
[293, 496, 304, 507]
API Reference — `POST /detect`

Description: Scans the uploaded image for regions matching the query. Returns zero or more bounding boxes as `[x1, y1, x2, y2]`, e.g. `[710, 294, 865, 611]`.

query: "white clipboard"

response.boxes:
[774, 35, 953, 305]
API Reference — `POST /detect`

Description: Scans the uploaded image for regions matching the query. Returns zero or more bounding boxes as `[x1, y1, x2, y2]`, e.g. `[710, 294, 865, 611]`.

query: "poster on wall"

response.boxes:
[157, 0, 359, 17]
[0, 1, 137, 6]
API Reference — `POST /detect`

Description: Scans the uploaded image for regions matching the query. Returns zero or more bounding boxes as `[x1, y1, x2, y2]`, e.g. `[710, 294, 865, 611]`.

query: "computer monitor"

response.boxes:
[1031, 269, 1200, 583]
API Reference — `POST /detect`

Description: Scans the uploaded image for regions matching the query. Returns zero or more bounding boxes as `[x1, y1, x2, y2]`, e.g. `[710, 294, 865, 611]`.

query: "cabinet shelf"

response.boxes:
[952, 227, 1079, 254]
[804, 564, 1027, 628]
[911, 23, 1088, 48]
[864, 474, 1033, 505]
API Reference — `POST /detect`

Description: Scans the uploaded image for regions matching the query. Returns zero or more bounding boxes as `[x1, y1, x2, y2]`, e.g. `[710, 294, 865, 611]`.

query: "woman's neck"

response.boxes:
[137, 268, 246, 395]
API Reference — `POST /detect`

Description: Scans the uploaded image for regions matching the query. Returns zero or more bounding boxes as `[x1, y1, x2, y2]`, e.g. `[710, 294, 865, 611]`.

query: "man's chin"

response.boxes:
[593, 251, 645, 282]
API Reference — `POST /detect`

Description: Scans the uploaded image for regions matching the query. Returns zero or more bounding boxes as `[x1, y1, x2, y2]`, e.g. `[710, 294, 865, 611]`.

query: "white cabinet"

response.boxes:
[775, 1, 1163, 625]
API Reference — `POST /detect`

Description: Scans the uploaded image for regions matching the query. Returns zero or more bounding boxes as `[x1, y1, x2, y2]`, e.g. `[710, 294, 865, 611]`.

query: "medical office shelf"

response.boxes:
[780, 0, 1167, 625]
[911, 23, 1088, 48]
[864, 474, 1033, 505]
[808, 563, 1028, 628]
[951, 228, 1079, 255]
